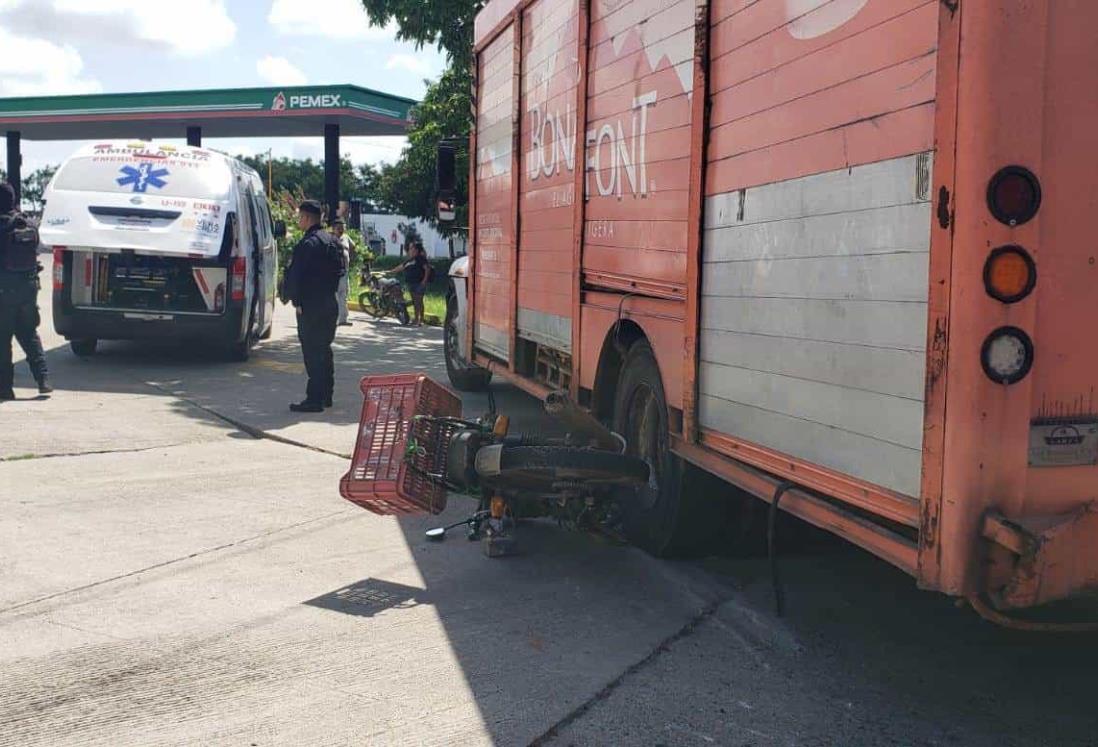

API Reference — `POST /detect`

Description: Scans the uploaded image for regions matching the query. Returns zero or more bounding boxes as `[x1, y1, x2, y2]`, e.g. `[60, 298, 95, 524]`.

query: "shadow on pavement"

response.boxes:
[304, 577, 429, 619]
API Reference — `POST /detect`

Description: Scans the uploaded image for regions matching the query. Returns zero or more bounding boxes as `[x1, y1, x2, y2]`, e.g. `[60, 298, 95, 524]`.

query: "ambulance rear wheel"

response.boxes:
[227, 314, 256, 362]
[613, 340, 725, 557]
[70, 338, 97, 357]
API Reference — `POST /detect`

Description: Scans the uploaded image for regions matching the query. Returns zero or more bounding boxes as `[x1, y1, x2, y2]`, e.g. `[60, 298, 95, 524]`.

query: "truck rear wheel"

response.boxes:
[444, 296, 492, 392]
[70, 338, 97, 357]
[613, 340, 726, 557]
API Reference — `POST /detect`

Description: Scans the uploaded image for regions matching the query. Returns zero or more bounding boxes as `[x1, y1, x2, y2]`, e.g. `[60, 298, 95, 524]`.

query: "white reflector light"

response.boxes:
[981, 327, 1034, 385]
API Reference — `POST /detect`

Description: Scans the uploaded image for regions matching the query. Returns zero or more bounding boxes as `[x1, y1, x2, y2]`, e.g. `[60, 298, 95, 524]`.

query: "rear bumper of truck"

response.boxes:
[53, 296, 246, 344]
[982, 502, 1098, 610]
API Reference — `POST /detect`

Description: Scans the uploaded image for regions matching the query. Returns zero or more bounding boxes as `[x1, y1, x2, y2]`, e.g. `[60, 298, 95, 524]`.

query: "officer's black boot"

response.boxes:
[36, 376, 53, 394]
[290, 399, 323, 413]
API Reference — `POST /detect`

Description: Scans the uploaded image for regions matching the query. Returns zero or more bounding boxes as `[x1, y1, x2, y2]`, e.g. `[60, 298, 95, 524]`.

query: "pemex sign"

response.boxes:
[271, 90, 345, 111]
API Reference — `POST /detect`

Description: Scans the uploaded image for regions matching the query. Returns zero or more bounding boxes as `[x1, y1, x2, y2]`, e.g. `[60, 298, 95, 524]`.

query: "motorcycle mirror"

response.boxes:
[425, 527, 448, 541]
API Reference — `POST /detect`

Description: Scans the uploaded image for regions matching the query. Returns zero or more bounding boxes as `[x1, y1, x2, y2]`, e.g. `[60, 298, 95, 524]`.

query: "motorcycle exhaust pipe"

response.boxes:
[543, 391, 626, 453]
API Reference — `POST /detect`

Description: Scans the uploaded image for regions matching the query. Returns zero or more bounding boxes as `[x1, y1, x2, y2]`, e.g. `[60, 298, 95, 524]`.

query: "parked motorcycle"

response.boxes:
[357, 264, 411, 325]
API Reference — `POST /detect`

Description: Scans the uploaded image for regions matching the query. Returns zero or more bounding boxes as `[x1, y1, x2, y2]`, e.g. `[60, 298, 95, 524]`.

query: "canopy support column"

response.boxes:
[5, 131, 21, 206]
[324, 123, 340, 223]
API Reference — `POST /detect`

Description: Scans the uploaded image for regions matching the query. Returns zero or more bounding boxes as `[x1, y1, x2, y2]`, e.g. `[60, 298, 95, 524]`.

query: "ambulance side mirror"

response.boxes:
[273, 220, 287, 239]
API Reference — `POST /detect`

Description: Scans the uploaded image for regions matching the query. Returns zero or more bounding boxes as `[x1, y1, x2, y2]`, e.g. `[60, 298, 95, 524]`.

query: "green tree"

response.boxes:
[371, 65, 472, 233]
[22, 165, 58, 213]
[269, 187, 373, 276]
[235, 154, 378, 211]
[360, 0, 483, 69]
[359, 0, 481, 234]
[0, 164, 58, 213]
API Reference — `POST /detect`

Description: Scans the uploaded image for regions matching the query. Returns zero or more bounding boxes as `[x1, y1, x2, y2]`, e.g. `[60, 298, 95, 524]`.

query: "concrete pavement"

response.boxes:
[1, 276, 730, 746]
[2, 262, 1096, 746]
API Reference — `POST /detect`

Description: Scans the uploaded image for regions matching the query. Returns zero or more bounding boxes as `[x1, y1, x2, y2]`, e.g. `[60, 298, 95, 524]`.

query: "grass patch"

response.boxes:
[423, 293, 446, 321]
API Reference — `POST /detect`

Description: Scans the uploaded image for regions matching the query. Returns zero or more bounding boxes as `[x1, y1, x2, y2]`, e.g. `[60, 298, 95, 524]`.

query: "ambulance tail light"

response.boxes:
[231, 256, 246, 302]
[52, 247, 66, 290]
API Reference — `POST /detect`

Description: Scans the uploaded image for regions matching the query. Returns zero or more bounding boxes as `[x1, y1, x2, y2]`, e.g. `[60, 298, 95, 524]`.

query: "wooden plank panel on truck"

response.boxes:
[455, 0, 1098, 621]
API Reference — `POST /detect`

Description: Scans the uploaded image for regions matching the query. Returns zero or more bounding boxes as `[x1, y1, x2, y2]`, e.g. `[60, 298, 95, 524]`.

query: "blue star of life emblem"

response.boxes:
[117, 163, 170, 193]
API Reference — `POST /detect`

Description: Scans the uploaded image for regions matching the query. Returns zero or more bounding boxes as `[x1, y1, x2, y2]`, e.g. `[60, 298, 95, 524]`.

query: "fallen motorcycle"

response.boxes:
[339, 374, 648, 556]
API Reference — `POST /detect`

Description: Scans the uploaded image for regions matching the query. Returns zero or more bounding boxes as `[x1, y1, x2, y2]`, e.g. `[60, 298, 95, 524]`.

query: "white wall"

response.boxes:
[358, 213, 467, 258]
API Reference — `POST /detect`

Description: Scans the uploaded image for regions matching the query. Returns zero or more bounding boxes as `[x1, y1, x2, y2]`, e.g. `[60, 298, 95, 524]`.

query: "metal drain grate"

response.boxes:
[335, 584, 402, 608]
[304, 578, 426, 618]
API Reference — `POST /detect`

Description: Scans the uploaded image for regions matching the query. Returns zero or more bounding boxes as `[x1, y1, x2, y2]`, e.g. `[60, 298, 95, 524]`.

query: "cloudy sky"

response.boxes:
[0, 0, 448, 175]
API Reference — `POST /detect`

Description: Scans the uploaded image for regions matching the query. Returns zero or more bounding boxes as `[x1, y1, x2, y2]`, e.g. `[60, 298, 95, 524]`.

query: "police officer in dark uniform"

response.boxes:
[0, 181, 50, 401]
[281, 200, 343, 413]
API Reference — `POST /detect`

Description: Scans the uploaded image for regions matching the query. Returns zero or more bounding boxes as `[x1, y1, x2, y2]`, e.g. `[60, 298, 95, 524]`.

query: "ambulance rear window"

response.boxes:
[53, 148, 232, 201]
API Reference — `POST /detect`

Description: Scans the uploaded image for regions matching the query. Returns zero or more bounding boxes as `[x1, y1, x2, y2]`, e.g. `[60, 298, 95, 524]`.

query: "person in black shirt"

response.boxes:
[391, 240, 430, 326]
[280, 200, 343, 413]
[0, 181, 50, 401]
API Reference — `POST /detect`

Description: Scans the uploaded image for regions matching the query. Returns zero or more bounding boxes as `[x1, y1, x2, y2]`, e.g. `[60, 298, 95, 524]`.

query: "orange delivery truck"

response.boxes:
[437, 0, 1098, 621]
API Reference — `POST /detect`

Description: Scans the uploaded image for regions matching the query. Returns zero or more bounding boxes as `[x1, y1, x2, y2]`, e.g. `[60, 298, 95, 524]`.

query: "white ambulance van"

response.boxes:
[40, 142, 283, 360]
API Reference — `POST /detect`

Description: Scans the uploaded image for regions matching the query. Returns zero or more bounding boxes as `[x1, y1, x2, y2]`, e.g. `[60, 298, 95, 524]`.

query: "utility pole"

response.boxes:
[266, 148, 273, 195]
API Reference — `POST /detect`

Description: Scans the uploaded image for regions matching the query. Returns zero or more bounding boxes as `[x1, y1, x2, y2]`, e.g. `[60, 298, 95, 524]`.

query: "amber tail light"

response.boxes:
[983, 245, 1036, 304]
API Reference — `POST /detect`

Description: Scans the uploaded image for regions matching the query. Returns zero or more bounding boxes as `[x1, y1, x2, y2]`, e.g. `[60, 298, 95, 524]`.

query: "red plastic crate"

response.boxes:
[339, 374, 462, 515]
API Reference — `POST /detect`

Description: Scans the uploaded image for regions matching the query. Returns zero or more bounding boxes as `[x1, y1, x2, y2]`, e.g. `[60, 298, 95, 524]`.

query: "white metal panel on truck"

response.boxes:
[699, 153, 933, 497]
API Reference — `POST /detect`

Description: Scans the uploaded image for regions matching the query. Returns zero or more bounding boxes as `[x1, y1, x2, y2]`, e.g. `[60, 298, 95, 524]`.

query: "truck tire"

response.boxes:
[444, 297, 492, 392]
[612, 340, 727, 557]
[70, 338, 97, 357]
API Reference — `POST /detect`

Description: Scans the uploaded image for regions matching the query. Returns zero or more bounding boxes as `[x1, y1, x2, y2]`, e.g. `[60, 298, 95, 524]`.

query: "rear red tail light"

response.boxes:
[231, 256, 246, 301]
[988, 166, 1041, 227]
[52, 247, 65, 290]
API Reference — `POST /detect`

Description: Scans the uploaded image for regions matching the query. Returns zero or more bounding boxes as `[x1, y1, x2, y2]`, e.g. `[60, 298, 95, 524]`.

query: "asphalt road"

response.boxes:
[1, 262, 1095, 746]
